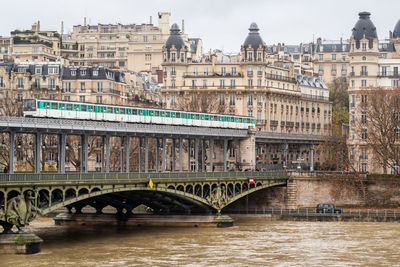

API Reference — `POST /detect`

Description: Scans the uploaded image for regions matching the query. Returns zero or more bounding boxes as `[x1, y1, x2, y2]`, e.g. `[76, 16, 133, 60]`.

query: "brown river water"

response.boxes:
[1, 217, 400, 266]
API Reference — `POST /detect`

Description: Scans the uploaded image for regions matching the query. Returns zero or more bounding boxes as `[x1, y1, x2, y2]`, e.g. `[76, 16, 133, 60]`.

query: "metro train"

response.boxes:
[23, 99, 255, 129]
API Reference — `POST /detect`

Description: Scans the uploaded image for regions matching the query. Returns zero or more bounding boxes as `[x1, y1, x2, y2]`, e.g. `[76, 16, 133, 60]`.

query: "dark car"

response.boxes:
[316, 203, 343, 214]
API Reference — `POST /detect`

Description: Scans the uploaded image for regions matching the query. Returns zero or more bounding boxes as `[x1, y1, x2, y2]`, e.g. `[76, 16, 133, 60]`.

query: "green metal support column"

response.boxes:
[179, 137, 183, 172]
[162, 137, 166, 172]
[9, 131, 14, 174]
[126, 136, 130, 173]
[156, 138, 159, 173]
[195, 138, 199, 172]
[201, 139, 205, 172]
[224, 139, 228, 172]
[187, 138, 191, 172]
[210, 139, 214, 172]
[138, 137, 142, 173]
[35, 132, 41, 174]
[105, 135, 110, 173]
[58, 133, 66, 174]
[171, 138, 176, 172]
[145, 136, 149, 173]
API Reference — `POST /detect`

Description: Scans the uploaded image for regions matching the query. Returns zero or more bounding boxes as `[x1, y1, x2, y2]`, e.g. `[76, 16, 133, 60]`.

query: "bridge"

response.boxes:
[0, 116, 322, 233]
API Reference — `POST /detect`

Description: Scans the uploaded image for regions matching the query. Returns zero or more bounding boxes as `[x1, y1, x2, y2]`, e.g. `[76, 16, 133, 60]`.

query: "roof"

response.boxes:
[243, 23, 266, 50]
[393, 19, 400, 38]
[351, 12, 377, 48]
[295, 74, 328, 89]
[164, 23, 185, 51]
[189, 38, 201, 54]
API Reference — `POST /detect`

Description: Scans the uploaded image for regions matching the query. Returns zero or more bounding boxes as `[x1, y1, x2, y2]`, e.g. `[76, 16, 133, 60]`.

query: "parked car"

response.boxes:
[316, 203, 343, 214]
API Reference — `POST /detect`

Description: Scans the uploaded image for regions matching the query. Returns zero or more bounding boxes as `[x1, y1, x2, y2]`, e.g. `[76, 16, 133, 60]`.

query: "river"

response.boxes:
[1, 216, 400, 266]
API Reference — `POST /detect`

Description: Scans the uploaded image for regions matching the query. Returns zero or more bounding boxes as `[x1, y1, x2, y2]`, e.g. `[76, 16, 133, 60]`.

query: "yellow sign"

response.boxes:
[149, 179, 154, 189]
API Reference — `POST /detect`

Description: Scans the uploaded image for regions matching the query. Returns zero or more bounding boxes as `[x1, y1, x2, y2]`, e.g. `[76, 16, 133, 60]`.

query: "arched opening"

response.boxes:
[256, 182, 262, 187]
[242, 183, 248, 192]
[91, 187, 101, 193]
[168, 185, 175, 190]
[203, 184, 210, 198]
[185, 185, 193, 194]
[194, 184, 202, 197]
[7, 190, 21, 200]
[51, 189, 63, 205]
[65, 188, 76, 200]
[176, 185, 184, 192]
[0, 191, 4, 208]
[38, 189, 50, 208]
[235, 183, 241, 195]
[78, 188, 89, 196]
[227, 183, 234, 198]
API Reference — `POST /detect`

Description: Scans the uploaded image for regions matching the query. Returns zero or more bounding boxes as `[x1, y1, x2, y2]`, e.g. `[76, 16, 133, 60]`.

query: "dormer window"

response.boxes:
[48, 67, 59, 74]
[35, 67, 42, 74]
[93, 70, 98, 76]
[362, 43, 367, 51]
[80, 70, 86, 76]
[18, 67, 26, 73]
[171, 53, 176, 62]
[71, 70, 76, 76]
[248, 52, 253, 61]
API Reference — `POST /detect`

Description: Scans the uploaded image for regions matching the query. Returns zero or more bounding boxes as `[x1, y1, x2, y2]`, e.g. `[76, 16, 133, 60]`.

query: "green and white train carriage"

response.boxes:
[23, 99, 256, 129]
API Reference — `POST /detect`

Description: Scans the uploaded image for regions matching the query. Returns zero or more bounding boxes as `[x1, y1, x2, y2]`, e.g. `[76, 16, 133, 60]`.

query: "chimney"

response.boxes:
[61, 21, 64, 35]
[317, 37, 322, 45]
[37, 20, 41, 32]
[150, 16, 152, 24]
[390, 31, 393, 39]
[182, 19, 185, 34]
[84, 17, 87, 26]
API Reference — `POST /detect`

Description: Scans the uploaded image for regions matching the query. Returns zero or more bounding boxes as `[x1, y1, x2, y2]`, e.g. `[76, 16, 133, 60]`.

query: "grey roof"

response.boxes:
[62, 66, 125, 83]
[393, 19, 400, 38]
[243, 23, 266, 50]
[351, 12, 377, 48]
[379, 42, 396, 52]
[164, 23, 185, 51]
[314, 43, 350, 53]
[295, 74, 328, 89]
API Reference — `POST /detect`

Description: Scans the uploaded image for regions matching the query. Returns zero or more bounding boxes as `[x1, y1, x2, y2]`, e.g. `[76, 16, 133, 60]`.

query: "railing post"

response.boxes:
[201, 139, 205, 172]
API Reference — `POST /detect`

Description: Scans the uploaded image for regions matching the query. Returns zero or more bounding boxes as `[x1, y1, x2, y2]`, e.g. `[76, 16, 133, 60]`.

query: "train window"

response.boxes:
[166, 111, 170, 117]
[138, 109, 143, 115]
[81, 105, 87, 112]
[66, 104, 72, 111]
[171, 112, 175, 118]
[74, 105, 79, 111]
[133, 109, 137, 115]
[152, 110, 156, 116]
[107, 107, 112, 113]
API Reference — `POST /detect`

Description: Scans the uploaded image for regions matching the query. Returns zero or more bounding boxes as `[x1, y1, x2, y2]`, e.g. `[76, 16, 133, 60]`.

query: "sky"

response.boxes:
[1, 0, 399, 53]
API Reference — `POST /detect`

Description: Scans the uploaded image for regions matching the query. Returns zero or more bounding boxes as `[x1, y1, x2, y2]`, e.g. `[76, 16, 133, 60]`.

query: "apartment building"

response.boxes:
[161, 23, 331, 169]
[0, 37, 11, 60]
[347, 12, 400, 173]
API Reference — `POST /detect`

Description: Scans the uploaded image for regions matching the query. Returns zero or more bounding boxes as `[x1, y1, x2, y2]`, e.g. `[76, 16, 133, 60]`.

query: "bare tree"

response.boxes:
[176, 92, 227, 114]
[354, 87, 400, 174]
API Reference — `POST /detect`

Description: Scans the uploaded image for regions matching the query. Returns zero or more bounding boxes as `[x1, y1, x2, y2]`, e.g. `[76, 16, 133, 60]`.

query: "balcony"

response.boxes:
[257, 71, 263, 76]
[280, 121, 285, 127]
[301, 94, 329, 101]
[360, 71, 368, 76]
[182, 72, 242, 78]
[359, 155, 368, 160]
[265, 73, 296, 83]
[270, 120, 278, 127]
[286, 121, 294, 127]
[378, 71, 399, 78]
[247, 71, 253, 76]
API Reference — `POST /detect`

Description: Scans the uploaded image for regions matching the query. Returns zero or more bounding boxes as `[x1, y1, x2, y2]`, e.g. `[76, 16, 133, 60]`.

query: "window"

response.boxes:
[248, 95, 253, 106]
[229, 95, 235, 106]
[221, 67, 226, 76]
[331, 65, 337, 72]
[170, 95, 176, 107]
[63, 82, 71, 93]
[17, 78, 23, 89]
[48, 79, 56, 89]
[361, 66, 367, 76]
[361, 129, 368, 139]
[248, 79, 253, 87]
[350, 95, 355, 107]
[204, 67, 208, 75]
[97, 82, 103, 92]
[219, 80, 225, 88]
[48, 67, 59, 74]
[361, 95, 367, 104]
[361, 163, 367, 173]
[342, 54, 346, 61]
[193, 68, 198, 76]
[257, 95, 262, 106]
[145, 54, 151, 61]
[80, 82, 86, 91]
[319, 54, 323, 61]
[191, 80, 197, 88]
[171, 53, 176, 62]
[35, 67, 42, 74]
[248, 110, 253, 117]
[332, 54, 336, 61]
[361, 80, 367, 87]
[143, 36, 148, 42]
[35, 78, 40, 89]
[17, 93, 23, 102]
[202, 80, 207, 88]
[257, 79, 262, 87]
[80, 96, 85, 102]
[71, 70, 76, 76]
[93, 70, 98, 76]
[248, 66, 253, 76]
[318, 65, 324, 72]
[361, 112, 367, 124]
[80, 70, 86, 76]
[362, 43, 367, 51]
[171, 79, 176, 88]
[219, 94, 225, 105]
[171, 67, 176, 75]
[392, 80, 399, 87]
[0, 76, 3, 87]
[257, 110, 262, 122]
[248, 52, 253, 61]
[230, 80, 235, 88]
[231, 67, 236, 76]
[229, 147, 235, 158]
[381, 66, 387, 76]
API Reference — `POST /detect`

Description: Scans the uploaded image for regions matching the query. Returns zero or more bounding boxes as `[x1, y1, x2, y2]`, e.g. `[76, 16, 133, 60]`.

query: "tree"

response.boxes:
[355, 87, 400, 174]
[328, 78, 349, 136]
[176, 92, 227, 114]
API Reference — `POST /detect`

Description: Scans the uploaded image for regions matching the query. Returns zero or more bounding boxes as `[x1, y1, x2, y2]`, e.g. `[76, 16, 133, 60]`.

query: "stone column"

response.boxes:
[126, 136, 130, 173]
[195, 138, 199, 172]
[105, 135, 110, 173]
[223, 139, 228, 172]
[179, 137, 183, 172]
[145, 136, 149, 173]
[162, 137, 166, 172]
[283, 143, 288, 169]
[239, 127, 256, 171]
[9, 131, 14, 174]
[59, 133, 66, 174]
[35, 132, 41, 174]
[310, 144, 314, 172]
[171, 138, 176, 172]
[120, 136, 124, 173]
[209, 139, 214, 172]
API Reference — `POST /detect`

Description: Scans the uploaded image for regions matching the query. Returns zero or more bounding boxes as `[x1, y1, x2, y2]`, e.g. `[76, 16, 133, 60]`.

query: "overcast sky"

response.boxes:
[1, 0, 399, 53]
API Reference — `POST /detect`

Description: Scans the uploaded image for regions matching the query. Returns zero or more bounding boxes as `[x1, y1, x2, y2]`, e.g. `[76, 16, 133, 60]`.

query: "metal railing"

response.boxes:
[0, 171, 288, 183]
[227, 207, 400, 218]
